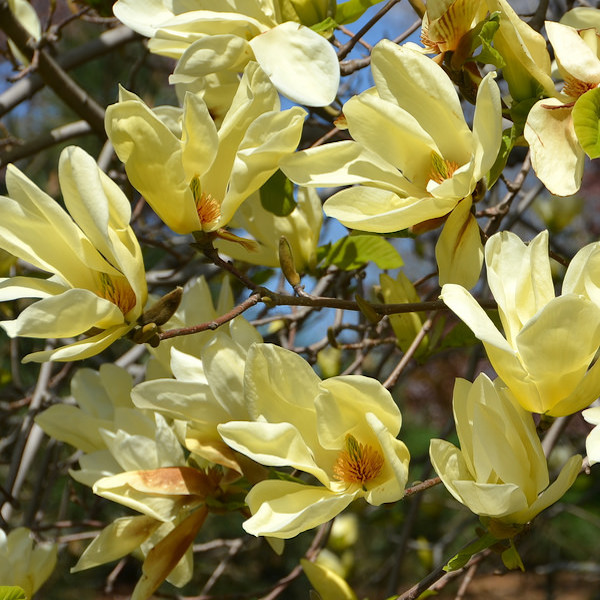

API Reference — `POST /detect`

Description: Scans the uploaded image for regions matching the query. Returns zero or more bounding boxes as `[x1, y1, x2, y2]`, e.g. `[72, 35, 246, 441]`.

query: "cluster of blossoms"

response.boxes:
[3, 0, 600, 598]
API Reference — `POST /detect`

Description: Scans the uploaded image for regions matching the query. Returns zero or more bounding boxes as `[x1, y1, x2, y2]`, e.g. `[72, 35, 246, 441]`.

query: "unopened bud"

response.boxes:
[279, 235, 301, 288]
[138, 287, 183, 327]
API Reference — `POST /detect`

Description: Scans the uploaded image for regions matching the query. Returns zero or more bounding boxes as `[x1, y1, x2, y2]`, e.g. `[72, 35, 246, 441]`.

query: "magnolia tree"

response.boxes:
[2, 0, 600, 598]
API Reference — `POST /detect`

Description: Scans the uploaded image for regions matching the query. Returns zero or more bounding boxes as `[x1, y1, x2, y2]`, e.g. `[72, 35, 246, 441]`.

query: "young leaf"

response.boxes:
[444, 532, 497, 572]
[320, 234, 403, 270]
[573, 87, 600, 159]
[334, 0, 384, 25]
[0, 588, 27, 600]
[260, 170, 297, 216]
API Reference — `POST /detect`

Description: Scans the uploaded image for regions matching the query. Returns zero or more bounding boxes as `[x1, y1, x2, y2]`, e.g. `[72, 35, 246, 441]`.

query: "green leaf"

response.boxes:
[573, 87, 600, 159]
[487, 126, 516, 189]
[334, 0, 384, 25]
[260, 170, 297, 216]
[444, 532, 497, 572]
[501, 540, 525, 571]
[319, 234, 403, 270]
[473, 13, 505, 69]
[311, 16, 338, 33]
[0, 587, 27, 600]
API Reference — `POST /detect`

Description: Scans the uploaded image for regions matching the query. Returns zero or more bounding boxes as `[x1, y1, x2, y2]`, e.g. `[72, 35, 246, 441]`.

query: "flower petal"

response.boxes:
[249, 22, 339, 106]
[243, 480, 357, 538]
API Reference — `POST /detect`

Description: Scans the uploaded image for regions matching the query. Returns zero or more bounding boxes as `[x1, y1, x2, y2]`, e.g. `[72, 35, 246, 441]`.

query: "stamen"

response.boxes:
[98, 273, 136, 315]
[190, 175, 221, 229]
[429, 151, 460, 184]
[333, 434, 384, 488]
[563, 75, 597, 99]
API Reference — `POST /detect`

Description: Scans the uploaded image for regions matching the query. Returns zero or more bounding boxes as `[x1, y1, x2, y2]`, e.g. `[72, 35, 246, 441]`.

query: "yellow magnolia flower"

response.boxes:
[484, 0, 555, 103]
[430, 373, 581, 527]
[441, 230, 600, 416]
[214, 187, 322, 270]
[420, 0, 487, 57]
[0, 146, 147, 362]
[105, 63, 305, 235]
[281, 40, 502, 287]
[0, 527, 57, 599]
[524, 18, 600, 195]
[218, 343, 410, 539]
[133, 316, 262, 472]
[113, 0, 339, 106]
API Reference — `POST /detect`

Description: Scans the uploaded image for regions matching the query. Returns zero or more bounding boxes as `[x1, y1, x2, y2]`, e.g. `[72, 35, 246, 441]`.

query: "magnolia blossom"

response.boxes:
[112, 0, 339, 106]
[215, 187, 323, 270]
[0, 146, 147, 362]
[105, 63, 305, 236]
[420, 0, 487, 58]
[133, 317, 262, 472]
[281, 40, 502, 287]
[441, 230, 600, 416]
[524, 19, 600, 195]
[484, 0, 555, 103]
[218, 343, 410, 539]
[36, 362, 212, 598]
[0, 527, 57, 599]
[430, 374, 581, 527]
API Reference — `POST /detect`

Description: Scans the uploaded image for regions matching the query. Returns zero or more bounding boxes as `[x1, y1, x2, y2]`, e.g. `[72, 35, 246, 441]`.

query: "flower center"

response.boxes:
[562, 75, 597, 99]
[429, 151, 460, 184]
[333, 434, 384, 487]
[190, 175, 221, 229]
[98, 273, 136, 316]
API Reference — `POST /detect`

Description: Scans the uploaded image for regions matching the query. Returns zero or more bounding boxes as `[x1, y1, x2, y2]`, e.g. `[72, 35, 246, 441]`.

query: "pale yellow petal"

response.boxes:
[524, 98, 584, 196]
[249, 22, 339, 106]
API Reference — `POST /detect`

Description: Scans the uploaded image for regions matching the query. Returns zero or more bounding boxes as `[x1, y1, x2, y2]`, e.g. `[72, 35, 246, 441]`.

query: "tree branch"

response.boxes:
[0, 1, 106, 136]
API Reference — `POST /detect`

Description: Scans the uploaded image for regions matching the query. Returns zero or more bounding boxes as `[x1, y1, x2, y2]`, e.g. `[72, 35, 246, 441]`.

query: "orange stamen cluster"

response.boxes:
[563, 75, 597, 100]
[333, 434, 384, 486]
[98, 273, 136, 316]
[429, 151, 460, 184]
[190, 175, 220, 229]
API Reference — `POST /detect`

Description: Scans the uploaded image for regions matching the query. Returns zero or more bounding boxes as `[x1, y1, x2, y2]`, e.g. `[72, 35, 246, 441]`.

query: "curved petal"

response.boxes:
[524, 98, 584, 196]
[23, 324, 132, 363]
[472, 71, 503, 177]
[370, 40, 473, 161]
[546, 21, 600, 84]
[244, 343, 321, 419]
[105, 94, 201, 234]
[511, 454, 581, 523]
[440, 283, 514, 352]
[249, 22, 339, 106]
[435, 198, 483, 289]
[452, 480, 528, 519]
[0, 276, 67, 301]
[220, 106, 305, 227]
[1, 288, 124, 338]
[343, 92, 436, 187]
[217, 421, 331, 484]
[71, 516, 159, 572]
[170, 34, 253, 81]
[485, 230, 554, 343]
[515, 295, 600, 414]
[243, 480, 357, 538]
[280, 141, 418, 196]
[317, 375, 401, 446]
[113, 0, 175, 37]
[324, 186, 457, 233]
